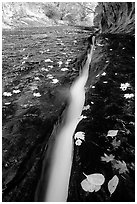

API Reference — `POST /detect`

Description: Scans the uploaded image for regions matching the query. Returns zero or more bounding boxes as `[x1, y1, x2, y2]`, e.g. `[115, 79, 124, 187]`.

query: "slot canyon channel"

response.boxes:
[2, 2, 135, 202]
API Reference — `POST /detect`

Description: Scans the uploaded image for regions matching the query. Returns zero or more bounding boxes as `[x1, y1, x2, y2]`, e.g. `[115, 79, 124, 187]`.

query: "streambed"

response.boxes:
[2, 26, 135, 202]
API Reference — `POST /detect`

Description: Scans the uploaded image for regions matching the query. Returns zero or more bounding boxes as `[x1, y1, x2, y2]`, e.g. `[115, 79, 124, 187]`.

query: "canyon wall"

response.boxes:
[2, 2, 97, 29]
[94, 2, 135, 34]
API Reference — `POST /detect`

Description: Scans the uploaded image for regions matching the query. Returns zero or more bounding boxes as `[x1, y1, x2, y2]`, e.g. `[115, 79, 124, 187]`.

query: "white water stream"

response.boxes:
[35, 37, 95, 202]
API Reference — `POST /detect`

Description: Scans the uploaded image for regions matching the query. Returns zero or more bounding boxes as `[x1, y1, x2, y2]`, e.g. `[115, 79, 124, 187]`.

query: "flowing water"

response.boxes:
[35, 41, 95, 202]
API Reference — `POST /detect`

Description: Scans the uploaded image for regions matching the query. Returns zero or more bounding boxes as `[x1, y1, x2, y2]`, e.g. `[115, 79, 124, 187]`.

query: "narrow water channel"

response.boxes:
[35, 37, 95, 202]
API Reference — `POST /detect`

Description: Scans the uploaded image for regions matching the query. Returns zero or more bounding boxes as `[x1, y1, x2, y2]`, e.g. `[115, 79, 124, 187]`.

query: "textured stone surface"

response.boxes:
[2, 2, 97, 29]
[94, 2, 135, 35]
[2, 2, 135, 202]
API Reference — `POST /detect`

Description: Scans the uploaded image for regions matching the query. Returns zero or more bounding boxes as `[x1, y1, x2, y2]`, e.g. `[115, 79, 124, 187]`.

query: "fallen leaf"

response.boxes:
[46, 74, 54, 79]
[3, 92, 12, 97]
[124, 93, 134, 99]
[57, 61, 63, 67]
[33, 92, 41, 97]
[101, 72, 106, 76]
[107, 130, 118, 137]
[34, 77, 40, 81]
[48, 65, 53, 68]
[13, 89, 21, 94]
[75, 139, 82, 146]
[74, 131, 85, 140]
[78, 115, 87, 122]
[5, 102, 11, 105]
[120, 83, 130, 91]
[45, 59, 53, 62]
[111, 138, 121, 148]
[83, 173, 105, 185]
[101, 153, 115, 163]
[112, 160, 128, 174]
[61, 68, 69, 71]
[108, 175, 119, 195]
[83, 105, 90, 110]
[51, 79, 59, 84]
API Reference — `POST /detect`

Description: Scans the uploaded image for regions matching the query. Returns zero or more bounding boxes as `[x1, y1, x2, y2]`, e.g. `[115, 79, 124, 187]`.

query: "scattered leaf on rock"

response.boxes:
[83, 104, 90, 110]
[112, 160, 128, 174]
[33, 92, 41, 97]
[74, 131, 85, 140]
[111, 138, 121, 148]
[120, 83, 130, 91]
[75, 139, 82, 146]
[45, 59, 53, 63]
[3, 92, 12, 97]
[13, 89, 21, 94]
[101, 72, 106, 76]
[124, 93, 134, 99]
[107, 130, 118, 137]
[101, 153, 115, 163]
[108, 175, 119, 195]
[113, 160, 128, 174]
[78, 115, 87, 122]
[46, 74, 54, 79]
[51, 79, 59, 84]
[61, 68, 69, 71]
[83, 173, 105, 185]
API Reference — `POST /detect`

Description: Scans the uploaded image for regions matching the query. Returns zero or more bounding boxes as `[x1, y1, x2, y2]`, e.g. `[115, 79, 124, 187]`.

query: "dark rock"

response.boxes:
[94, 2, 135, 35]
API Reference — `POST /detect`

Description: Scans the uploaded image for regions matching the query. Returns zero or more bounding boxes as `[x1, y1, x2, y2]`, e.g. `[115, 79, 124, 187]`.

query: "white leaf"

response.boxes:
[101, 72, 106, 76]
[48, 65, 53, 68]
[45, 59, 53, 62]
[41, 67, 49, 72]
[33, 92, 41, 97]
[51, 79, 59, 84]
[78, 115, 87, 122]
[75, 139, 82, 146]
[5, 102, 11, 105]
[108, 175, 119, 195]
[57, 61, 63, 67]
[107, 130, 118, 137]
[61, 68, 69, 71]
[34, 77, 40, 81]
[83, 173, 105, 185]
[120, 83, 130, 91]
[3, 92, 12, 97]
[83, 105, 90, 110]
[46, 74, 54, 79]
[124, 93, 134, 99]
[74, 131, 85, 140]
[13, 89, 21, 94]
[101, 153, 115, 163]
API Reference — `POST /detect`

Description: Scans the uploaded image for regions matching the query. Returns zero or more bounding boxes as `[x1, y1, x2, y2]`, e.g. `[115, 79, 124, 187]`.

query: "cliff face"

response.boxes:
[94, 2, 135, 35]
[2, 2, 97, 29]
